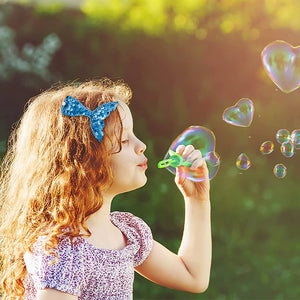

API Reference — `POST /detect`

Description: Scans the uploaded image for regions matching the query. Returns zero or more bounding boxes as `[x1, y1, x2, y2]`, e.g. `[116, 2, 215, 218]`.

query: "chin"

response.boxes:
[127, 175, 148, 193]
[115, 178, 147, 195]
[132, 175, 147, 191]
[139, 176, 147, 188]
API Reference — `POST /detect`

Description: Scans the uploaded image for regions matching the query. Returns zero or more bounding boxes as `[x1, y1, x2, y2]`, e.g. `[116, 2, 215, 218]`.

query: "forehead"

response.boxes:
[117, 101, 133, 130]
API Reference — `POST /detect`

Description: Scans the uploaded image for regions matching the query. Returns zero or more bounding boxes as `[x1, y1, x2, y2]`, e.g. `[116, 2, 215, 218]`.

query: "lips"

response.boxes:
[137, 159, 148, 169]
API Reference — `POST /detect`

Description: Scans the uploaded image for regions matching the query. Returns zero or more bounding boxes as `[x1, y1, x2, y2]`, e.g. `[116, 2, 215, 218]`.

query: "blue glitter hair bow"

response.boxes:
[61, 95, 118, 142]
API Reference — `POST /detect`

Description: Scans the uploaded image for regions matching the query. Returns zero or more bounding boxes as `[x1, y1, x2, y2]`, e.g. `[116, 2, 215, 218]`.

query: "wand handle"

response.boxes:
[157, 150, 192, 169]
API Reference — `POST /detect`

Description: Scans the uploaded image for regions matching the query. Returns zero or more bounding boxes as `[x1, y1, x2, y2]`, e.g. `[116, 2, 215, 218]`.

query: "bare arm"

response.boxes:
[135, 145, 212, 293]
[37, 289, 78, 300]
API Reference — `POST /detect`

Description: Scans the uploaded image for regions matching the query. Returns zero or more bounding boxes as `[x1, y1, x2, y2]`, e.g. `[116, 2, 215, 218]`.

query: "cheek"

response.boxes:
[110, 154, 128, 178]
[110, 159, 120, 178]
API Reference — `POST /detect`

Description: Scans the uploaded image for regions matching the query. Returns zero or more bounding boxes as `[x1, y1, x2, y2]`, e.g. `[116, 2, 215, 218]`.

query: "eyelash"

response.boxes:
[121, 139, 129, 144]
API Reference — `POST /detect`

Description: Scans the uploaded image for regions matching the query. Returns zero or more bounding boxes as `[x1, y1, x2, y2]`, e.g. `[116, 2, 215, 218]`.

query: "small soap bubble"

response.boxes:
[222, 98, 254, 127]
[273, 163, 287, 178]
[276, 129, 290, 144]
[291, 129, 300, 149]
[260, 141, 274, 154]
[280, 141, 295, 157]
[161, 126, 220, 182]
[236, 153, 251, 170]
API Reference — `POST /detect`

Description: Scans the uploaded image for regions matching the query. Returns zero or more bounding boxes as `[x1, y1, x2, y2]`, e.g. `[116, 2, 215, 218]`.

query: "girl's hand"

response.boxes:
[174, 145, 210, 200]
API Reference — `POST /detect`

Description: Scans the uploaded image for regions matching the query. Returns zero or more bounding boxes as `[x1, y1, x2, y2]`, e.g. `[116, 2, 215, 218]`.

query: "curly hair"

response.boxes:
[0, 78, 132, 298]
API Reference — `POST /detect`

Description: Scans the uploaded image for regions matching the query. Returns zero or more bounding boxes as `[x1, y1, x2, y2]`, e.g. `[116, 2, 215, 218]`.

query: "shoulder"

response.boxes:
[110, 211, 147, 225]
[111, 211, 152, 239]
[25, 235, 79, 262]
[111, 211, 153, 267]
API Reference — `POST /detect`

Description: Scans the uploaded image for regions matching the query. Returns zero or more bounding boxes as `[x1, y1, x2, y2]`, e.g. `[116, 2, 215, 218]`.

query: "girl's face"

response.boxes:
[108, 101, 147, 195]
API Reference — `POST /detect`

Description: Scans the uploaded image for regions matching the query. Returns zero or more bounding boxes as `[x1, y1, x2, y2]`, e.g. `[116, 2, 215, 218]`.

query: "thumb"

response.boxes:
[175, 166, 186, 186]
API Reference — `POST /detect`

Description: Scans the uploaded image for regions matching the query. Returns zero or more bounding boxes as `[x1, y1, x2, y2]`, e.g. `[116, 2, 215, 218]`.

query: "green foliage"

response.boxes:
[0, 1, 300, 299]
[34, 1, 64, 15]
[0, 8, 61, 83]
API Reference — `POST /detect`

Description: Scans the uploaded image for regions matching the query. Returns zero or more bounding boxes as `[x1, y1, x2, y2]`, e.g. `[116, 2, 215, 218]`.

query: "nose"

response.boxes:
[135, 137, 146, 154]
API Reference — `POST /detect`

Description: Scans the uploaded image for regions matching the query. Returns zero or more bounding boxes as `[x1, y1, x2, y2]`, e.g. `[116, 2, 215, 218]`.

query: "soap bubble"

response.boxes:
[291, 129, 300, 149]
[260, 141, 274, 155]
[261, 40, 300, 93]
[273, 163, 287, 178]
[280, 141, 295, 158]
[236, 153, 251, 170]
[223, 98, 254, 127]
[159, 126, 220, 182]
[205, 151, 221, 167]
[276, 129, 290, 144]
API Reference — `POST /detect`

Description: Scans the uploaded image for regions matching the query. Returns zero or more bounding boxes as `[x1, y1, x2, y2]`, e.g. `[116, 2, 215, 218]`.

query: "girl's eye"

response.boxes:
[121, 139, 129, 144]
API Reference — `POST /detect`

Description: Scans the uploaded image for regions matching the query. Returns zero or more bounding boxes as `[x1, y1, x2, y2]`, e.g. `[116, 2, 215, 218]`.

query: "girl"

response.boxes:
[0, 78, 211, 299]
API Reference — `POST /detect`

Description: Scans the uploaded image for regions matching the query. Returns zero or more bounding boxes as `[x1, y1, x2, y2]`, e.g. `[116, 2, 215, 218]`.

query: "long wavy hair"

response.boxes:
[0, 78, 131, 298]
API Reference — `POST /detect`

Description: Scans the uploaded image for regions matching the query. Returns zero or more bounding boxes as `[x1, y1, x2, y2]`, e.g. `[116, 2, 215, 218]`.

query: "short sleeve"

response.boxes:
[131, 215, 153, 267]
[112, 212, 153, 267]
[24, 236, 84, 296]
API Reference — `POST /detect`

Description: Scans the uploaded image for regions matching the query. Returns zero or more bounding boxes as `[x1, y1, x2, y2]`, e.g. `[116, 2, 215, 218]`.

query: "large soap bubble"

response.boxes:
[157, 126, 220, 182]
[261, 40, 300, 93]
[223, 98, 254, 127]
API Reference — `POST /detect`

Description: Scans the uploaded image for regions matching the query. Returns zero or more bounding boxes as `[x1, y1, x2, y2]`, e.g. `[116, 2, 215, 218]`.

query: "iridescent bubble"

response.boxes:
[291, 129, 300, 149]
[276, 129, 290, 144]
[236, 153, 251, 170]
[273, 163, 287, 178]
[260, 141, 274, 155]
[280, 141, 295, 158]
[205, 151, 221, 167]
[159, 126, 220, 182]
[261, 40, 300, 93]
[222, 98, 254, 127]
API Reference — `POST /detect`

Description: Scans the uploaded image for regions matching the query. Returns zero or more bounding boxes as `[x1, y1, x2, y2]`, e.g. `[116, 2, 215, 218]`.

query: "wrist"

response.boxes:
[184, 195, 210, 204]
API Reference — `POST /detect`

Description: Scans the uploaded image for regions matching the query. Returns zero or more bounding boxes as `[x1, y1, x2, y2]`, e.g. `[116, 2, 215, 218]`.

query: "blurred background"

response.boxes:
[0, 0, 299, 299]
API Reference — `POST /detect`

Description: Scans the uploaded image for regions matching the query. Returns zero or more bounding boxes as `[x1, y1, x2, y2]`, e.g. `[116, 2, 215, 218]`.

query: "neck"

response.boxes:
[84, 192, 115, 232]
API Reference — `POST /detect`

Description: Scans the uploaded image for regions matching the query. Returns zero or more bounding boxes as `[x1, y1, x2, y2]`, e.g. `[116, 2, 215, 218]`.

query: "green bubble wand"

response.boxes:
[157, 150, 192, 169]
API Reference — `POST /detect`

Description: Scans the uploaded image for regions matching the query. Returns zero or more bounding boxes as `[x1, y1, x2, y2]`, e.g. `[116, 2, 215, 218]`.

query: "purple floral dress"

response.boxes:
[23, 212, 153, 300]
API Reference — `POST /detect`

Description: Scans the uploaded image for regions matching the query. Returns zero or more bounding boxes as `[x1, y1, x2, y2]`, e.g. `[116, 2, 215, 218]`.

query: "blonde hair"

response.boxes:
[0, 78, 132, 298]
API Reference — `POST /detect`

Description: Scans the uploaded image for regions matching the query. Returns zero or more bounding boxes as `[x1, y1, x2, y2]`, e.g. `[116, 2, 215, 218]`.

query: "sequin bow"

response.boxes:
[61, 96, 118, 142]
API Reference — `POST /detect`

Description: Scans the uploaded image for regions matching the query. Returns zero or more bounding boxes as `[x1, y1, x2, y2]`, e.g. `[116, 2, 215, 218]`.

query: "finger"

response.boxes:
[175, 166, 185, 184]
[190, 157, 205, 170]
[182, 145, 195, 157]
[186, 149, 203, 163]
[175, 144, 185, 155]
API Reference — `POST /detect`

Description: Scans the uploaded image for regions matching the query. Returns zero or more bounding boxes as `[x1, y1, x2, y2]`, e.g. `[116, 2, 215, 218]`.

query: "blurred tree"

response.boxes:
[0, 8, 61, 82]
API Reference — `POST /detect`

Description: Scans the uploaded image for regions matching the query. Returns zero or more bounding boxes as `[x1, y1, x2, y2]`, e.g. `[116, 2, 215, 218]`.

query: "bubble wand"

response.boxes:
[158, 150, 192, 169]
[157, 126, 220, 182]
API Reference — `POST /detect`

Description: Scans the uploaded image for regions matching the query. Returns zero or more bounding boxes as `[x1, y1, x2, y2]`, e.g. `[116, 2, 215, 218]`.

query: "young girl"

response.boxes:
[0, 78, 212, 300]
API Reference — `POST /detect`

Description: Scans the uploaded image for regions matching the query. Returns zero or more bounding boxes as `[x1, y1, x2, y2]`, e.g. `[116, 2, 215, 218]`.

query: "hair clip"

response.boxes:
[61, 96, 118, 142]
